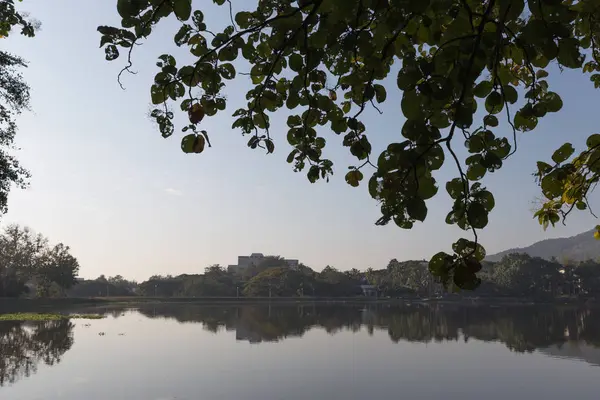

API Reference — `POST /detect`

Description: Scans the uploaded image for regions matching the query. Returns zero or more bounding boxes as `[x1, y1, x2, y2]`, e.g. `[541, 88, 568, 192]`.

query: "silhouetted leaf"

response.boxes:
[552, 143, 574, 163]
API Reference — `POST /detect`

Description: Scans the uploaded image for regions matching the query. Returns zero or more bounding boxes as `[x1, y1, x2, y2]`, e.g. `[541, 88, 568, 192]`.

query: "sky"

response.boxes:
[3, 0, 599, 281]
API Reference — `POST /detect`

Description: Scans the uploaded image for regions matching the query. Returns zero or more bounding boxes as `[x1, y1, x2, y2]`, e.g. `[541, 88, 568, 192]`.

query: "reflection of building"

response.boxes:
[234, 323, 264, 343]
[360, 285, 377, 297]
[359, 277, 377, 297]
[227, 253, 299, 273]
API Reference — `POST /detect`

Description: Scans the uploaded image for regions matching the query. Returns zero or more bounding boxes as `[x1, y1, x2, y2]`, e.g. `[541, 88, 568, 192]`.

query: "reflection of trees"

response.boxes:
[135, 304, 600, 352]
[0, 320, 74, 386]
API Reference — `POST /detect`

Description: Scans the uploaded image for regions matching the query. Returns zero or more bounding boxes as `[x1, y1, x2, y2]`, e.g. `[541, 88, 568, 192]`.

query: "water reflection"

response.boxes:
[2, 304, 600, 389]
[541, 342, 600, 367]
[134, 303, 600, 353]
[0, 319, 74, 386]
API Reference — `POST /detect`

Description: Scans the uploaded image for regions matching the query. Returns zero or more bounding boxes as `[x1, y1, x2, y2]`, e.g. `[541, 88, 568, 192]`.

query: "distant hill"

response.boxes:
[486, 229, 599, 262]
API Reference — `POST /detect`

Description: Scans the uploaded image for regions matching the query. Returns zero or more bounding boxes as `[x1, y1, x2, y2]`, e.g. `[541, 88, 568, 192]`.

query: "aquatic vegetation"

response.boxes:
[0, 313, 105, 321]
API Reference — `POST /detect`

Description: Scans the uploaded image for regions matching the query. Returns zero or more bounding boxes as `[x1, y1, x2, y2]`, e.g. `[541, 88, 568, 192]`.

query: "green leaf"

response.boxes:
[181, 134, 196, 153]
[181, 134, 205, 153]
[467, 136, 485, 153]
[483, 115, 498, 127]
[151, 84, 166, 105]
[544, 92, 563, 113]
[178, 66, 201, 86]
[100, 35, 113, 48]
[374, 84, 387, 103]
[467, 163, 486, 181]
[430, 112, 450, 128]
[533, 103, 547, 117]
[474, 190, 495, 212]
[289, 54, 303, 72]
[192, 10, 205, 28]
[287, 115, 302, 128]
[253, 113, 269, 129]
[368, 175, 378, 199]
[536, 161, 552, 174]
[345, 170, 363, 187]
[485, 91, 504, 114]
[514, 111, 538, 132]
[286, 150, 298, 163]
[462, 257, 483, 273]
[331, 117, 348, 134]
[426, 145, 445, 170]
[265, 139, 275, 154]
[453, 269, 481, 290]
[481, 152, 502, 170]
[454, 105, 473, 128]
[502, 85, 518, 104]
[218, 63, 236, 79]
[105, 44, 120, 61]
[467, 203, 488, 229]
[406, 197, 427, 221]
[173, 0, 192, 21]
[473, 81, 492, 98]
[287, 93, 300, 109]
[235, 11, 251, 28]
[429, 252, 452, 275]
[541, 175, 563, 198]
[452, 238, 485, 260]
[117, 0, 137, 18]
[551, 143, 574, 164]
[557, 38, 584, 69]
[397, 67, 421, 90]
[174, 25, 193, 46]
[417, 177, 438, 199]
[536, 69, 549, 78]
[595, 226, 600, 240]
[401, 91, 422, 120]
[342, 101, 351, 114]
[587, 134, 600, 148]
[350, 137, 371, 160]
[446, 178, 465, 200]
[402, 119, 427, 140]
[394, 216, 413, 229]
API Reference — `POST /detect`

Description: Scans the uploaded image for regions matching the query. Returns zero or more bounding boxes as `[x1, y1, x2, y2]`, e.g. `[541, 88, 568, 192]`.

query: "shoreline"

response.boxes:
[1, 295, 598, 311]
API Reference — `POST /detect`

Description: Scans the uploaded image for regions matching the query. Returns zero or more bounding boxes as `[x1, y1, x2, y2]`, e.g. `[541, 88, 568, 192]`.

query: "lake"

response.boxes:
[1, 303, 600, 399]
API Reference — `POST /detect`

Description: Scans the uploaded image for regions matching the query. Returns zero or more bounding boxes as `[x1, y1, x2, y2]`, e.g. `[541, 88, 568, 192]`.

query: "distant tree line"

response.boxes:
[366, 254, 600, 299]
[136, 261, 366, 298]
[0, 225, 79, 298]
[124, 254, 600, 300]
[67, 274, 138, 298]
[4, 237, 600, 300]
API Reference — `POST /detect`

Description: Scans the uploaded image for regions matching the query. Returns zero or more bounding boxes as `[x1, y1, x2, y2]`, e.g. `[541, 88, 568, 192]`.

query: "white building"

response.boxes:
[228, 253, 299, 273]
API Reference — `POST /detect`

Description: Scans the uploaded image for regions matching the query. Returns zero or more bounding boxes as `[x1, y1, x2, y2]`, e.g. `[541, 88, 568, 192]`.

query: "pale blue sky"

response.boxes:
[3, 1, 599, 280]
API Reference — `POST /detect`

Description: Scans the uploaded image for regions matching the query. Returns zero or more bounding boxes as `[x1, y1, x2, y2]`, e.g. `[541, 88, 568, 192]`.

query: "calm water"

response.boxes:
[2, 304, 600, 399]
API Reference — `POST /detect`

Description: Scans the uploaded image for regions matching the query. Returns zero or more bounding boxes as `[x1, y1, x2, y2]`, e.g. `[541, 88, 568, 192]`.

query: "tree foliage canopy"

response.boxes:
[100, 0, 600, 290]
[0, 224, 80, 298]
[0, 0, 38, 214]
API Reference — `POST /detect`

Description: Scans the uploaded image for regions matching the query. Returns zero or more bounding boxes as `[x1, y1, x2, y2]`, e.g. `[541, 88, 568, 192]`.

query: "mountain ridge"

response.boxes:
[486, 229, 599, 262]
